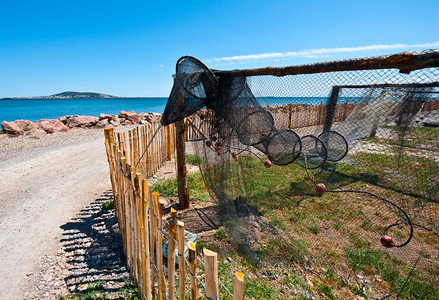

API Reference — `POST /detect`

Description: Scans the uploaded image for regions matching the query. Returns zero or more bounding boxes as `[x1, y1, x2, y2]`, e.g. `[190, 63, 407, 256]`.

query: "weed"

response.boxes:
[102, 200, 114, 209]
[308, 225, 320, 235]
[29, 136, 40, 139]
[214, 227, 228, 241]
[186, 154, 202, 166]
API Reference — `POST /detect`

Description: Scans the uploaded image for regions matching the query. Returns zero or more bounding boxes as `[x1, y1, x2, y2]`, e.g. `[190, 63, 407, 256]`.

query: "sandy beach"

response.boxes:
[0, 129, 111, 299]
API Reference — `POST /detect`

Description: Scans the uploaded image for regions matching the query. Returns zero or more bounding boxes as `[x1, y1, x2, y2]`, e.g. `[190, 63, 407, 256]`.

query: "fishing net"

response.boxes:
[161, 53, 439, 298]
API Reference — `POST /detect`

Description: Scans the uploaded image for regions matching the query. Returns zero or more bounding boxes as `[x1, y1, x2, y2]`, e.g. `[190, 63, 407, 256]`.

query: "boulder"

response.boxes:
[121, 119, 134, 126]
[67, 115, 99, 128]
[1, 120, 37, 135]
[57, 116, 68, 125]
[109, 116, 120, 126]
[99, 113, 115, 121]
[36, 119, 69, 133]
[96, 119, 109, 128]
[119, 111, 138, 122]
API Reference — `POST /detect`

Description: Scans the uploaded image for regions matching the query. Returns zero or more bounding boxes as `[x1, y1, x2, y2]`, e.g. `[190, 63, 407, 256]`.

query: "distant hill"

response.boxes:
[51, 91, 117, 98]
[1, 91, 117, 100]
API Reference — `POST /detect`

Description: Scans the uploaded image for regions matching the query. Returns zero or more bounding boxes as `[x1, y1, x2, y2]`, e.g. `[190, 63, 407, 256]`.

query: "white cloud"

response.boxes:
[206, 42, 439, 65]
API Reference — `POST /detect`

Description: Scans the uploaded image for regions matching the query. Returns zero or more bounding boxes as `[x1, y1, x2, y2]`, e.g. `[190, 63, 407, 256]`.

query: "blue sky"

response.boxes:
[1, 0, 438, 97]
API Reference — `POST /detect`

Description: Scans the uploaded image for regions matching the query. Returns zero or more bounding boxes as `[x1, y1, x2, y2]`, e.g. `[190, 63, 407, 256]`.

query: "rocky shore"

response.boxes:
[0, 110, 161, 137]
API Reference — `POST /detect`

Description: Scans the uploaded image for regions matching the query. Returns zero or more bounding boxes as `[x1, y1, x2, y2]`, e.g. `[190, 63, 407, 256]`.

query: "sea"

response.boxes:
[0, 96, 347, 123]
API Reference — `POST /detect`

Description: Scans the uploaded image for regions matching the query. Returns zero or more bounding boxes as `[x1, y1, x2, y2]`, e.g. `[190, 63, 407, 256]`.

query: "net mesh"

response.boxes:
[161, 52, 439, 298]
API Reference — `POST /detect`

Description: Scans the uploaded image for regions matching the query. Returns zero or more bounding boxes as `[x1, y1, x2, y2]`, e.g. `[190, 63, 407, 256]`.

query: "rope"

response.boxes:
[304, 156, 414, 248]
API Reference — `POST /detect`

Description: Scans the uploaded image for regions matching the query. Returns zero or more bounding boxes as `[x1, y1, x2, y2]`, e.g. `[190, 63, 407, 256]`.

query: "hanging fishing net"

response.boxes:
[161, 54, 439, 298]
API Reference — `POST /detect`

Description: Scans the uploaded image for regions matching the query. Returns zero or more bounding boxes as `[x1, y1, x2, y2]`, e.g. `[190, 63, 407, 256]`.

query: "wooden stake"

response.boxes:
[188, 242, 198, 300]
[148, 185, 156, 299]
[232, 272, 245, 300]
[204, 248, 218, 299]
[155, 195, 167, 299]
[177, 221, 186, 300]
[168, 208, 177, 299]
[142, 180, 152, 300]
[176, 119, 190, 209]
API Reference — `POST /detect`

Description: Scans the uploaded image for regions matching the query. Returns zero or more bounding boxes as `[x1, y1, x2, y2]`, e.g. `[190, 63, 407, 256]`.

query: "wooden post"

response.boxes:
[323, 86, 340, 132]
[232, 272, 245, 300]
[121, 158, 132, 270]
[149, 185, 156, 300]
[175, 119, 190, 209]
[130, 168, 137, 283]
[177, 221, 186, 300]
[155, 193, 167, 299]
[168, 208, 177, 299]
[288, 103, 293, 129]
[204, 248, 218, 299]
[135, 173, 143, 290]
[188, 242, 198, 300]
[141, 179, 152, 300]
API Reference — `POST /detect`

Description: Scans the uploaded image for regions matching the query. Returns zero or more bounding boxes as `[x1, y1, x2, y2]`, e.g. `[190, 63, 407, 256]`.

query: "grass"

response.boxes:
[102, 200, 114, 209]
[0, 130, 4, 135]
[345, 248, 439, 299]
[186, 153, 202, 166]
[29, 136, 40, 139]
[152, 172, 210, 202]
[155, 147, 438, 298]
[58, 278, 141, 299]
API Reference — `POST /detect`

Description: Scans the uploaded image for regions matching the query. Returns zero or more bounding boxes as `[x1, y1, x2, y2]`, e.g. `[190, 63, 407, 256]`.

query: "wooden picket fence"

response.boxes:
[185, 103, 357, 141]
[104, 123, 245, 300]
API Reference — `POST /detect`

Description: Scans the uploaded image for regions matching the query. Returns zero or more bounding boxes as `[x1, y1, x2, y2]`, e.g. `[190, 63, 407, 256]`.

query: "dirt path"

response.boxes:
[0, 129, 111, 299]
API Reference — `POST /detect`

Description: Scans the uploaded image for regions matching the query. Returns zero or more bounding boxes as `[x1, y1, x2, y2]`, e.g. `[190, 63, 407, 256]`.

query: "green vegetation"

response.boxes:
[58, 278, 141, 299]
[186, 154, 202, 165]
[29, 136, 40, 139]
[0, 130, 4, 135]
[102, 200, 114, 209]
[345, 248, 439, 299]
[152, 173, 209, 203]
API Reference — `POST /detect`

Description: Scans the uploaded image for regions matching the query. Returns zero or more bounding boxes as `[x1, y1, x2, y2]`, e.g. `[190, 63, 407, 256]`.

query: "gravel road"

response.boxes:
[0, 129, 111, 299]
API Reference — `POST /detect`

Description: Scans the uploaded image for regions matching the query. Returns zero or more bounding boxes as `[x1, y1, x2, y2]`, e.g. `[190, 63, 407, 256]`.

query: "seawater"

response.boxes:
[0, 97, 168, 123]
[1, 96, 359, 123]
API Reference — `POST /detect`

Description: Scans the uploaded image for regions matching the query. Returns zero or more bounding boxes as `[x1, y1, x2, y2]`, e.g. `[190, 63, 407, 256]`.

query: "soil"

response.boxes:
[0, 129, 111, 299]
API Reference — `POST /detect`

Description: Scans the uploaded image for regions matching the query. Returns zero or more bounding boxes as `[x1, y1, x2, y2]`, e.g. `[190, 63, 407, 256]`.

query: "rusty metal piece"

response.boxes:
[212, 50, 439, 77]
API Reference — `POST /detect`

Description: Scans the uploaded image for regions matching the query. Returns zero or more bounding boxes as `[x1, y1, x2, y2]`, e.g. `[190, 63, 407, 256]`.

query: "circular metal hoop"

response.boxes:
[176, 56, 219, 101]
[266, 130, 302, 165]
[296, 135, 328, 169]
[236, 109, 275, 146]
[318, 130, 349, 162]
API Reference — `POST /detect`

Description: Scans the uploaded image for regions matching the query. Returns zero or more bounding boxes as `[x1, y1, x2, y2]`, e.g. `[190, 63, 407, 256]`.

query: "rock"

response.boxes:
[1, 120, 37, 135]
[37, 119, 69, 133]
[96, 119, 109, 128]
[57, 116, 68, 124]
[119, 110, 138, 122]
[109, 116, 120, 126]
[99, 113, 115, 121]
[67, 115, 99, 128]
[121, 119, 133, 126]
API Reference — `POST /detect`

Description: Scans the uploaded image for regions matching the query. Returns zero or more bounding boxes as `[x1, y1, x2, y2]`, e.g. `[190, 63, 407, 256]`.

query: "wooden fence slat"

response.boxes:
[204, 248, 218, 299]
[188, 242, 198, 300]
[149, 185, 156, 300]
[156, 196, 167, 299]
[168, 208, 177, 299]
[177, 221, 186, 300]
[232, 272, 245, 300]
[143, 180, 152, 300]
